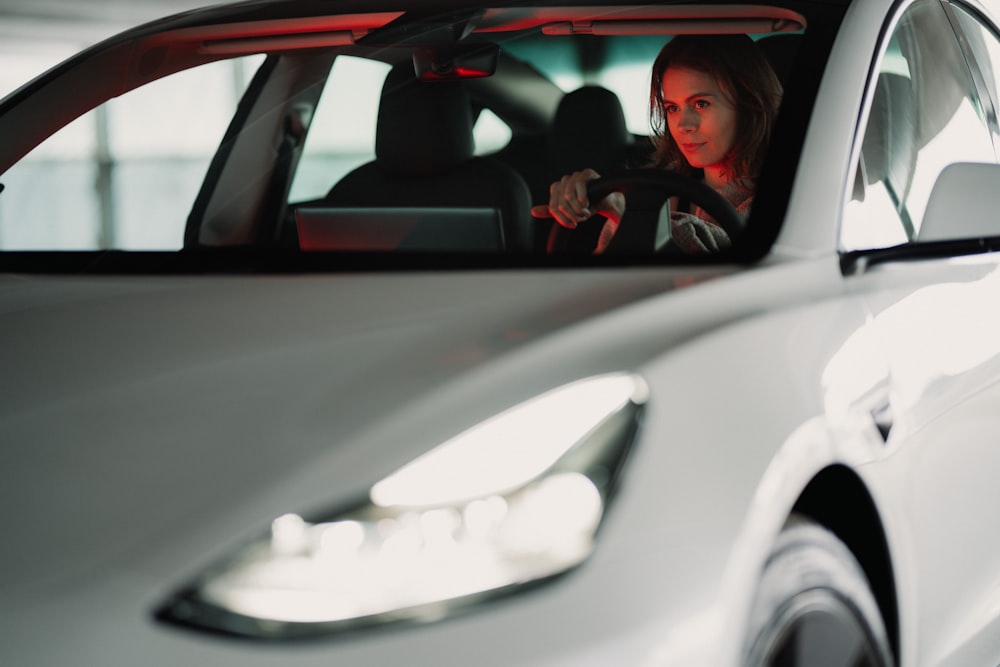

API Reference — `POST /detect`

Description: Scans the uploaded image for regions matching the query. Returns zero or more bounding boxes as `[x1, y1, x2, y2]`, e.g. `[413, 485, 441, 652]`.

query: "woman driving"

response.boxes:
[532, 34, 783, 254]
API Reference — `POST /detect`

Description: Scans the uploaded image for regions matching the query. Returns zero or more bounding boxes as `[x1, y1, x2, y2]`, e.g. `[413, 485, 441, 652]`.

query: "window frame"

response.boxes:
[840, 0, 999, 253]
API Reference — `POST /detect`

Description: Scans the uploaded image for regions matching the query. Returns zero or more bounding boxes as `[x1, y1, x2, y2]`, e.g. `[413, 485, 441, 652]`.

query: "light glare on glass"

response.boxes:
[201, 472, 602, 623]
[370, 374, 646, 507]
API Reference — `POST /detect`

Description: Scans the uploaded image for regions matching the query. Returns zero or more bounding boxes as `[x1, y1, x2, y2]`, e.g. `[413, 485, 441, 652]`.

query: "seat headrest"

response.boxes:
[547, 86, 631, 177]
[375, 64, 475, 176]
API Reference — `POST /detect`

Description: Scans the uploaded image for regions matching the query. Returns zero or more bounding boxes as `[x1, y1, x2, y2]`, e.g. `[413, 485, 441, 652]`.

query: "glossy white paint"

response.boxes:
[773, 0, 889, 258]
[0, 256, 861, 666]
[847, 253, 1000, 664]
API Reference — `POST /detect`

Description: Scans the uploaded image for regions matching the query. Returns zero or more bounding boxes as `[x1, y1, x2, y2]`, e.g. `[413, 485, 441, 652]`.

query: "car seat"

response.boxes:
[318, 63, 534, 252]
[545, 85, 638, 186]
[755, 33, 801, 88]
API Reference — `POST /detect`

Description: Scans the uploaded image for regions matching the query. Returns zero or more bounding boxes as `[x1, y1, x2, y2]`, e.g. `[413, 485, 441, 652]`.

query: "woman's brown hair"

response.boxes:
[648, 34, 783, 187]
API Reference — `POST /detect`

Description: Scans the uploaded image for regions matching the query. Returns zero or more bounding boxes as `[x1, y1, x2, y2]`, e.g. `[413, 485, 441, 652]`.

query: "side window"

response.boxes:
[842, 0, 996, 251]
[0, 56, 264, 250]
[473, 108, 513, 155]
[288, 56, 390, 204]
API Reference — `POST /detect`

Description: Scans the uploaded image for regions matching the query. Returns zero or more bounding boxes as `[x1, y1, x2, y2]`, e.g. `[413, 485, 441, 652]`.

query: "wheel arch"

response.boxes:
[792, 464, 900, 665]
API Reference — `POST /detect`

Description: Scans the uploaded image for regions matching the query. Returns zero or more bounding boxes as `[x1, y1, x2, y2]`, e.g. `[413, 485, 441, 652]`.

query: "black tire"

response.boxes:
[743, 514, 894, 666]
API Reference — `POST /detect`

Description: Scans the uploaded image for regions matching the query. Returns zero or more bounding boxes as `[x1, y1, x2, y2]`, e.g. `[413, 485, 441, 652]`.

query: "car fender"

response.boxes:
[589, 264, 894, 664]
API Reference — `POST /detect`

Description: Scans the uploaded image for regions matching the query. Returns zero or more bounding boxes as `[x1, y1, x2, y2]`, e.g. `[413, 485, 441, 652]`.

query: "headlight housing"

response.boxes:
[157, 373, 648, 638]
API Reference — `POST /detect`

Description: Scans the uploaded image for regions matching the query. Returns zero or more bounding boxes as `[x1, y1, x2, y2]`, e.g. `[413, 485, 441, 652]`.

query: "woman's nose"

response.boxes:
[678, 107, 698, 132]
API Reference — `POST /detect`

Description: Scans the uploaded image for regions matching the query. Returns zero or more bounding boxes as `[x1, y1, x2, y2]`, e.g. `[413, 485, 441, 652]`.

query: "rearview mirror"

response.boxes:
[412, 42, 499, 80]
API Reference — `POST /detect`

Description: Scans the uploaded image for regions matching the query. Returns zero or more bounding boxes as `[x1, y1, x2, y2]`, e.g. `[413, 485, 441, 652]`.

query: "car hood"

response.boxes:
[0, 266, 731, 599]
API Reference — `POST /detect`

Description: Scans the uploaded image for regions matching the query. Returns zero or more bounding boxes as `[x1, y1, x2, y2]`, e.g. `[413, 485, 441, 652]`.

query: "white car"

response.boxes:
[3, 0, 1000, 664]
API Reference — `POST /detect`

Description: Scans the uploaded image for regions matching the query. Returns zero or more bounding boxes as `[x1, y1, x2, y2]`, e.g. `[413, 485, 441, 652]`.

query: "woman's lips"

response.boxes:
[681, 142, 704, 152]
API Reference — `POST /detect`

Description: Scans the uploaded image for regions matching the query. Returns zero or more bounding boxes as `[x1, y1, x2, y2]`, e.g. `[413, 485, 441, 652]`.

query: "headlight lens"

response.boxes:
[157, 373, 647, 638]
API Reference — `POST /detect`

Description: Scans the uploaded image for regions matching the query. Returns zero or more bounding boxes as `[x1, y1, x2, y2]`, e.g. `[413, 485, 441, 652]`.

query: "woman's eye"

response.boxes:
[665, 104, 678, 114]
[694, 99, 710, 109]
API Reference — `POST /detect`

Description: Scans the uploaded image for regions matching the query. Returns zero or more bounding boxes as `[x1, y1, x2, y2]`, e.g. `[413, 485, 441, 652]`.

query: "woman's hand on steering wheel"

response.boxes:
[531, 168, 625, 229]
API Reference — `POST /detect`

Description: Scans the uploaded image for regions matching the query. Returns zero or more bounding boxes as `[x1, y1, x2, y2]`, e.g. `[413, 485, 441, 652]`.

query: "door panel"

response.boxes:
[853, 257, 1000, 664]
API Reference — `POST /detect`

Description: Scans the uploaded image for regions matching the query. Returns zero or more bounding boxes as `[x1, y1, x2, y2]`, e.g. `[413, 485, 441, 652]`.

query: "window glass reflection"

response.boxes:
[843, 0, 996, 251]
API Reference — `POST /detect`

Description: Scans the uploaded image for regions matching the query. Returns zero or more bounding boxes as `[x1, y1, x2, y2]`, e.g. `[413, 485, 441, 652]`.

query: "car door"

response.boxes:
[842, 1, 1000, 663]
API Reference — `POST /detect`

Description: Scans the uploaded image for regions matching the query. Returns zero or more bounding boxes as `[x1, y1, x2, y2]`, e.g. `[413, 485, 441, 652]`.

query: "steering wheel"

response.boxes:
[583, 168, 745, 252]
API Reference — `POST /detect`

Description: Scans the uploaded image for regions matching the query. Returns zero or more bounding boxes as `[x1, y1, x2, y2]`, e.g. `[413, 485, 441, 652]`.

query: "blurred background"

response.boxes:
[0, 0, 285, 249]
[0, 0, 209, 97]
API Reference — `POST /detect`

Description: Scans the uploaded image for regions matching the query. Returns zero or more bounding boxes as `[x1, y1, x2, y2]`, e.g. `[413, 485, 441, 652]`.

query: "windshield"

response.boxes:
[0, 2, 832, 269]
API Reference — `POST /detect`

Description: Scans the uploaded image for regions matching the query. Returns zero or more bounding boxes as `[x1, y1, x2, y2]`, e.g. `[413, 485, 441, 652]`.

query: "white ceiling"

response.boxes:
[0, 0, 219, 97]
[0, 0, 217, 50]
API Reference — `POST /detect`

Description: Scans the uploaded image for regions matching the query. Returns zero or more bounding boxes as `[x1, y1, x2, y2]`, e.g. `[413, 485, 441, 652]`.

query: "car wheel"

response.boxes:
[743, 514, 894, 666]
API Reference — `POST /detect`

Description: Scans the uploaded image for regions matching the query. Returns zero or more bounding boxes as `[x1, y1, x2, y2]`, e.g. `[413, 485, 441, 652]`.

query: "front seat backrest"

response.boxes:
[541, 86, 640, 252]
[321, 64, 533, 251]
[546, 85, 635, 182]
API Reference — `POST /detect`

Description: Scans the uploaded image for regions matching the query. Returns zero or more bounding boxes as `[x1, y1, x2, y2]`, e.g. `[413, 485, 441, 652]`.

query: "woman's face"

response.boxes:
[661, 66, 738, 175]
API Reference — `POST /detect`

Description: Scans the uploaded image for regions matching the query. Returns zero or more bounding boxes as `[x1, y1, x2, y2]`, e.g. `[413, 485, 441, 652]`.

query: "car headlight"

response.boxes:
[156, 373, 648, 639]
